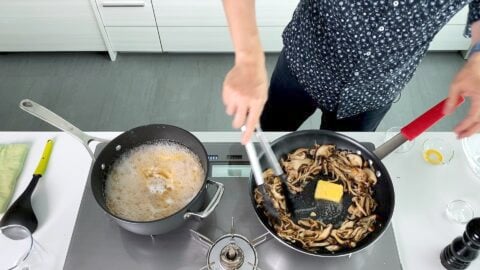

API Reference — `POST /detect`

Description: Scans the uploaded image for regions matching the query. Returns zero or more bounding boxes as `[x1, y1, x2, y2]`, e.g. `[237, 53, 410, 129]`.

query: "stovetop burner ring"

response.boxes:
[207, 234, 258, 270]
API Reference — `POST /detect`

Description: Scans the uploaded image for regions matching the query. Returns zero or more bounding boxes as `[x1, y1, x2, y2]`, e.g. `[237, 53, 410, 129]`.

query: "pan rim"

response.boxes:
[249, 129, 395, 257]
[90, 124, 211, 225]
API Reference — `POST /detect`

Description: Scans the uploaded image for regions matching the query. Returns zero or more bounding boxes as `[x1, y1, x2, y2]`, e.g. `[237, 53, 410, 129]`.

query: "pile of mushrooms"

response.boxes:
[254, 144, 379, 253]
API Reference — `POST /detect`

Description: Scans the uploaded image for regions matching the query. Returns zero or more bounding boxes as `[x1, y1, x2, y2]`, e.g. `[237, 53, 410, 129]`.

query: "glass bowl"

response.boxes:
[446, 200, 474, 224]
[462, 134, 480, 179]
[422, 138, 454, 165]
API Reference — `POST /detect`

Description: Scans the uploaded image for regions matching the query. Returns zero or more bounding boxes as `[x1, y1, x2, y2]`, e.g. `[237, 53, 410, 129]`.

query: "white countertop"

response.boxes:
[1, 131, 479, 270]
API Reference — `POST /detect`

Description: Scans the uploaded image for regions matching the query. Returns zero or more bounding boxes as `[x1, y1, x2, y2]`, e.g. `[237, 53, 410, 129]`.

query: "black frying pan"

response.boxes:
[250, 97, 465, 257]
[19, 99, 224, 235]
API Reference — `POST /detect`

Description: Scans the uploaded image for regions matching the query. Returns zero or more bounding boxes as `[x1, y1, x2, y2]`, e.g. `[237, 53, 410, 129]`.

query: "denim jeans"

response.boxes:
[260, 51, 392, 132]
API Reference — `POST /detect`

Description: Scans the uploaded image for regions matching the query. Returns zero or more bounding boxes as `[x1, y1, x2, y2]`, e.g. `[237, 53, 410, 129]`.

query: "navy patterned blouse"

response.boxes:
[282, 0, 480, 118]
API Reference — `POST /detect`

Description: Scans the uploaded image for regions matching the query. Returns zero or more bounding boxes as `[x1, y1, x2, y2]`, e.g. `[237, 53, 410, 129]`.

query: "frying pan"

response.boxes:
[19, 99, 224, 235]
[250, 97, 465, 257]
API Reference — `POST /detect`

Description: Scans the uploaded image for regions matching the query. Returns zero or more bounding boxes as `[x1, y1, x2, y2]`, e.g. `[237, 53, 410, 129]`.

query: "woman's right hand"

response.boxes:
[223, 54, 268, 144]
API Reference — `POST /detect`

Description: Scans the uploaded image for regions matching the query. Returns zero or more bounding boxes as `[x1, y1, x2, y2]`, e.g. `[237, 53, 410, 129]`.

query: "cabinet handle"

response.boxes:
[102, 0, 145, 7]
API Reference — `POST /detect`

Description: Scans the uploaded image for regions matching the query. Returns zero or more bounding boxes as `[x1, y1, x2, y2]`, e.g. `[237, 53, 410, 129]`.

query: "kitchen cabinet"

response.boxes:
[0, 0, 106, 51]
[0, 0, 472, 57]
[98, 0, 156, 26]
[429, 25, 471, 51]
[153, 0, 296, 26]
[151, 0, 471, 53]
[153, 0, 294, 52]
[106, 27, 162, 51]
[95, 0, 162, 54]
[429, 8, 471, 51]
[158, 27, 283, 52]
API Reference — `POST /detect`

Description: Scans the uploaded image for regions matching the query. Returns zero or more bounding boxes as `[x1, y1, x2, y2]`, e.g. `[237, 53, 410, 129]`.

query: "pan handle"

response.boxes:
[184, 180, 224, 220]
[400, 97, 465, 140]
[19, 99, 108, 159]
[374, 97, 465, 159]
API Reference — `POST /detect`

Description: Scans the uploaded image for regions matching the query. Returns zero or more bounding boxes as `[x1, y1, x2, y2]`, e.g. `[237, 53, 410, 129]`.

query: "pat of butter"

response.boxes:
[314, 180, 344, 203]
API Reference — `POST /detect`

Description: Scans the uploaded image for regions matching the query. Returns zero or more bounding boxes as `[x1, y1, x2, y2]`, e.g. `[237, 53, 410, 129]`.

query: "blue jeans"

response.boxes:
[260, 51, 392, 132]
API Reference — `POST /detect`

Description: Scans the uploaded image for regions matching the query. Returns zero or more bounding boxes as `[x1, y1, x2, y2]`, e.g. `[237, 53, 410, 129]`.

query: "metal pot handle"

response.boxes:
[19, 99, 108, 159]
[184, 180, 224, 219]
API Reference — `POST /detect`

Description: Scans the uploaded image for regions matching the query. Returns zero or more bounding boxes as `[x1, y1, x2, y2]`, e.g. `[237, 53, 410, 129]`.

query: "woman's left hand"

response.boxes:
[444, 53, 480, 138]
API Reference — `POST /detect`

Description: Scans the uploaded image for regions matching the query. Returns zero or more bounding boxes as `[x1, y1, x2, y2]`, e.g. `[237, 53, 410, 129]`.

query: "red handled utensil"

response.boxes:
[374, 97, 465, 159]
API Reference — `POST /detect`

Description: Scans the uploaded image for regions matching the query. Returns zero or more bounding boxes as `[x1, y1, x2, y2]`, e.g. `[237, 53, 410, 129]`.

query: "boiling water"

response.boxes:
[105, 142, 205, 221]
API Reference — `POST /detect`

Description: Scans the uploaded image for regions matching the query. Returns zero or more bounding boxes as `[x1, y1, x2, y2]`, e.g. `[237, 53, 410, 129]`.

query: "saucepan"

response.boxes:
[19, 99, 224, 235]
[250, 97, 464, 257]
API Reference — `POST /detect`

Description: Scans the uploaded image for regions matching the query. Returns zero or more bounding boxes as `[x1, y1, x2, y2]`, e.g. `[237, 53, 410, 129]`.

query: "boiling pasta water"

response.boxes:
[105, 142, 205, 221]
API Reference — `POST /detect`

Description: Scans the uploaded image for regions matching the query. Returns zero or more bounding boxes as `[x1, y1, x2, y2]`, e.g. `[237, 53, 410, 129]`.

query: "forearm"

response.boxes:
[222, 0, 264, 64]
[472, 21, 480, 44]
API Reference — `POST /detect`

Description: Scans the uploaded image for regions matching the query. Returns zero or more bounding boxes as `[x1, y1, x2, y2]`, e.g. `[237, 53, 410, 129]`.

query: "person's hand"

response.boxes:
[444, 53, 480, 138]
[223, 55, 268, 144]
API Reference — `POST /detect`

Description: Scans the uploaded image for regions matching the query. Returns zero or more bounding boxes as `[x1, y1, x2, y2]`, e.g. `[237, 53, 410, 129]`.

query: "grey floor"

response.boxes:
[0, 52, 469, 132]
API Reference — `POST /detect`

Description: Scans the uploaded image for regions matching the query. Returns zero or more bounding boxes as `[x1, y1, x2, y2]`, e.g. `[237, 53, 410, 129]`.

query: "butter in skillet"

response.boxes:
[314, 180, 343, 203]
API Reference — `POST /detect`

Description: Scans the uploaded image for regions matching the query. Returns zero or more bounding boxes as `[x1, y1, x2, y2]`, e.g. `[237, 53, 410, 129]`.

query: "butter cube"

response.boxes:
[314, 180, 344, 203]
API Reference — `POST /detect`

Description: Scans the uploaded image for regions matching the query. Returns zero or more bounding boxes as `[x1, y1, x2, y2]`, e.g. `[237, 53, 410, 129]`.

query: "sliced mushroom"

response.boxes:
[339, 220, 355, 230]
[352, 197, 368, 217]
[307, 165, 322, 175]
[289, 148, 309, 160]
[331, 166, 348, 182]
[315, 145, 335, 159]
[317, 224, 333, 241]
[363, 168, 377, 185]
[336, 152, 351, 167]
[331, 230, 347, 245]
[298, 219, 314, 228]
[353, 228, 368, 242]
[345, 180, 358, 196]
[338, 229, 354, 239]
[308, 241, 331, 247]
[347, 153, 363, 167]
[325, 245, 341, 252]
[349, 168, 368, 183]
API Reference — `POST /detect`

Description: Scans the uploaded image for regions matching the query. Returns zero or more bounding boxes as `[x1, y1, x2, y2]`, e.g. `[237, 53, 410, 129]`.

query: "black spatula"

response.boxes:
[0, 140, 54, 236]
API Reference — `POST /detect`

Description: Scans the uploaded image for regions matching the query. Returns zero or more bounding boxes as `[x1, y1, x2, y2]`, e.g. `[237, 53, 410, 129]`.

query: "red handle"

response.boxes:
[400, 97, 465, 141]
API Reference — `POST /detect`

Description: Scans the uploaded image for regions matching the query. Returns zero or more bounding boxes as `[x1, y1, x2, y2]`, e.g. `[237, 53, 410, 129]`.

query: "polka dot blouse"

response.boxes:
[282, 0, 480, 118]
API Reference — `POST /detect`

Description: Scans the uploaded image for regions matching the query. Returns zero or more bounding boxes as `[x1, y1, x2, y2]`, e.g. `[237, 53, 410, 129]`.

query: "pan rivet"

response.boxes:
[22, 101, 33, 107]
[368, 160, 373, 166]
[376, 171, 382, 177]
[101, 164, 105, 170]
[356, 150, 361, 155]
[115, 145, 122, 151]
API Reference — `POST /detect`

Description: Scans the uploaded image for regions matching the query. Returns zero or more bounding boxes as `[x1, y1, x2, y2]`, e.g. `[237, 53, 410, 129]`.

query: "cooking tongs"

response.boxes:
[242, 126, 291, 222]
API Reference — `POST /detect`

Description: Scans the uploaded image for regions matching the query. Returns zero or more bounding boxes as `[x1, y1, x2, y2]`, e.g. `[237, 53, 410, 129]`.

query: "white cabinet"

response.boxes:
[159, 27, 232, 52]
[154, 0, 227, 26]
[429, 8, 470, 51]
[98, 0, 157, 26]
[159, 27, 283, 52]
[106, 27, 162, 51]
[259, 27, 284, 52]
[95, 0, 161, 53]
[429, 25, 471, 51]
[153, 1, 470, 53]
[153, 0, 295, 52]
[0, 0, 471, 54]
[154, 0, 296, 26]
[447, 6, 469, 25]
[0, 0, 106, 51]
